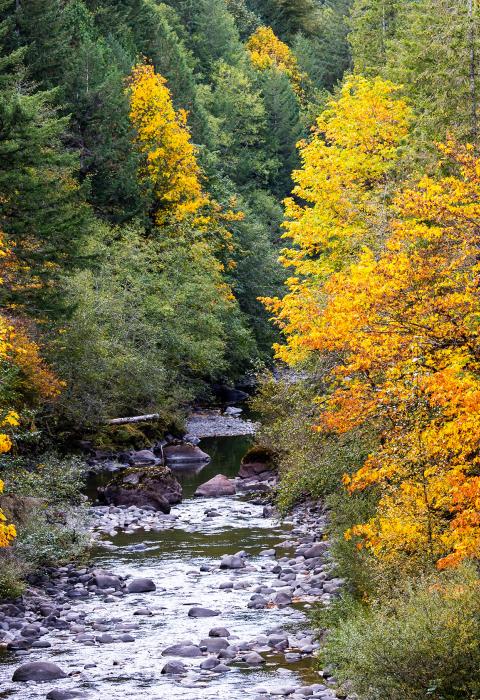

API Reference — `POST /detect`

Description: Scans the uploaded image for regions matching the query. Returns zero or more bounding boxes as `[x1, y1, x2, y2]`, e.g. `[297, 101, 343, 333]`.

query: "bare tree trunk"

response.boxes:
[106, 414, 160, 425]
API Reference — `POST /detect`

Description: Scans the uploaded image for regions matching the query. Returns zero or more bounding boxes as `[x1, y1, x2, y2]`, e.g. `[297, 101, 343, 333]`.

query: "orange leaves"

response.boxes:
[0, 232, 62, 547]
[246, 26, 304, 95]
[266, 71, 480, 571]
[329, 141, 480, 568]
[127, 62, 209, 226]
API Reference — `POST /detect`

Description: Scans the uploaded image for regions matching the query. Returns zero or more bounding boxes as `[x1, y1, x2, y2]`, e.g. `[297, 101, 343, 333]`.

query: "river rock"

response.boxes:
[129, 450, 159, 466]
[161, 660, 187, 675]
[46, 692, 86, 700]
[238, 447, 276, 480]
[164, 445, 210, 465]
[304, 543, 327, 559]
[12, 661, 67, 682]
[98, 466, 182, 513]
[224, 406, 242, 416]
[92, 574, 123, 590]
[188, 607, 220, 618]
[213, 385, 249, 404]
[194, 474, 236, 497]
[200, 656, 220, 670]
[127, 578, 156, 593]
[220, 554, 245, 569]
[200, 637, 229, 652]
[162, 643, 202, 657]
[209, 627, 231, 638]
[244, 652, 265, 665]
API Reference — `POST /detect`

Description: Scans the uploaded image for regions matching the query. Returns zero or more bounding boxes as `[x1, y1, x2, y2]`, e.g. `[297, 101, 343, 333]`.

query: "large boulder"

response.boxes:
[164, 444, 210, 465]
[213, 385, 249, 404]
[188, 607, 220, 618]
[162, 643, 202, 657]
[194, 474, 236, 498]
[127, 578, 156, 593]
[12, 662, 67, 682]
[238, 446, 276, 481]
[98, 466, 182, 513]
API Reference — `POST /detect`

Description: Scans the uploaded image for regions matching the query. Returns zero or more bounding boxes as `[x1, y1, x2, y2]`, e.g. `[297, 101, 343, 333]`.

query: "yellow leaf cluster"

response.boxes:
[246, 26, 304, 96]
[128, 62, 209, 226]
[263, 75, 412, 365]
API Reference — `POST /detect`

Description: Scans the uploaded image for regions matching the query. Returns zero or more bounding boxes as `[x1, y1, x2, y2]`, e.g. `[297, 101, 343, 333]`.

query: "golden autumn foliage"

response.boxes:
[127, 62, 209, 226]
[246, 26, 304, 96]
[266, 75, 480, 570]
[334, 141, 480, 569]
[0, 232, 62, 547]
[263, 75, 412, 364]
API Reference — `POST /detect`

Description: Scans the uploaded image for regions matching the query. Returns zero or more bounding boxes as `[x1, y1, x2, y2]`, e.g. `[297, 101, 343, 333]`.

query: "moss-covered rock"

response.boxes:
[98, 466, 182, 513]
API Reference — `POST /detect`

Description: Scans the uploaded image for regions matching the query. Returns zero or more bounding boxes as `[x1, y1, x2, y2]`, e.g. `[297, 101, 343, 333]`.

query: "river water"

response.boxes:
[0, 436, 322, 699]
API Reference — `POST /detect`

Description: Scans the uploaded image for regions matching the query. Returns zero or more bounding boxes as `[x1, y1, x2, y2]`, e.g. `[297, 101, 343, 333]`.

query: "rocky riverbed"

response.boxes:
[186, 409, 258, 438]
[0, 435, 344, 700]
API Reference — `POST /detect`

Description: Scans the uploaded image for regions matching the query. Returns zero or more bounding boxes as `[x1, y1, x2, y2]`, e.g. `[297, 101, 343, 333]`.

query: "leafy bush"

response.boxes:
[251, 374, 376, 512]
[321, 564, 480, 700]
[15, 505, 90, 568]
[2, 453, 87, 505]
[0, 550, 28, 600]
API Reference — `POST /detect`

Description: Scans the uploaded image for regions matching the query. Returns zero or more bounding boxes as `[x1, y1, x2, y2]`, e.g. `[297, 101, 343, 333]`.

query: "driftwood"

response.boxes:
[106, 414, 160, 425]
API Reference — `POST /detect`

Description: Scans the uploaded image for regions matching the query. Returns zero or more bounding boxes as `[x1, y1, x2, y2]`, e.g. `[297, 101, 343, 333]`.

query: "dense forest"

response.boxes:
[1, 0, 480, 698]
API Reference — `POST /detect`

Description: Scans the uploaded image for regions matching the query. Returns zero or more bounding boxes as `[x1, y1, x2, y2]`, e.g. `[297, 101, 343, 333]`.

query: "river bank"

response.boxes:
[0, 432, 344, 700]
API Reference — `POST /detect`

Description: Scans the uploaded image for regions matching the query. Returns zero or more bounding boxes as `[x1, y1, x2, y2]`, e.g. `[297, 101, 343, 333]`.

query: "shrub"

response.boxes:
[0, 550, 28, 600]
[15, 505, 90, 569]
[2, 453, 87, 505]
[251, 374, 376, 512]
[321, 563, 480, 700]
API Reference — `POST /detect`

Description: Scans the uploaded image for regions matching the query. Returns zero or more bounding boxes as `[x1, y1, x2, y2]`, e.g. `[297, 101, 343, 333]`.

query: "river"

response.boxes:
[0, 435, 335, 699]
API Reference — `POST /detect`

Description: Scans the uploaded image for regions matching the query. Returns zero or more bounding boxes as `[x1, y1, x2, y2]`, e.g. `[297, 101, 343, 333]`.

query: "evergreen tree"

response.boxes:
[225, 0, 261, 38]
[200, 60, 277, 188]
[258, 67, 301, 196]
[165, 0, 243, 76]
[387, 0, 480, 147]
[293, 3, 352, 92]
[349, 0, 402, 75]
[15, 0, 69, 89]
[247, 0, 322, 38]
[0, 0, 92, 318]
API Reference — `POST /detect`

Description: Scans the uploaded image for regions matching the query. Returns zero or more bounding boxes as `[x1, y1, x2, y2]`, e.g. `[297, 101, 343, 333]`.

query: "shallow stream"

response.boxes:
[0, 436, 322, 699]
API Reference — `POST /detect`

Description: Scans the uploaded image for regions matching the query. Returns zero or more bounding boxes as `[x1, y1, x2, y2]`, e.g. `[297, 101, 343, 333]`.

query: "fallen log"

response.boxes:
[106, 414, 160, 425]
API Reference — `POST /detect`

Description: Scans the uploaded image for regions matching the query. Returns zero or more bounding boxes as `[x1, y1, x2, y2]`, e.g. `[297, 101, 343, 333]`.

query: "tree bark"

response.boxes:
[106, 414, 160, 425]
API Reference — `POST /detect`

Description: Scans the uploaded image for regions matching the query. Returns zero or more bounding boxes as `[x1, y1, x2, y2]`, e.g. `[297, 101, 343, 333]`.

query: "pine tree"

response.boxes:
[349, 0, 402, 75]
[15, 0, 69, 88]
[0, 0, 92, 318]
[258, 67, 301, 196]
[200, 60, 276, 188]
[387, 0, 480, 147]
[165, 0, 243, 76]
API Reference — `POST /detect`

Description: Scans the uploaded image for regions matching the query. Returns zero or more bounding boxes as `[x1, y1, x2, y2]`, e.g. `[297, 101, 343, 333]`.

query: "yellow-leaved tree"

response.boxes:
[246, 26, 304, 96]
[263, 75, 412, 364]
[265, 71, 480, 569]
[128, 62, 209, 227]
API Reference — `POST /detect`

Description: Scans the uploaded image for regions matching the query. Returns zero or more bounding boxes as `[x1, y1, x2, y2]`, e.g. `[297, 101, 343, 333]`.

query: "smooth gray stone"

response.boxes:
[13, 662, 67, 682]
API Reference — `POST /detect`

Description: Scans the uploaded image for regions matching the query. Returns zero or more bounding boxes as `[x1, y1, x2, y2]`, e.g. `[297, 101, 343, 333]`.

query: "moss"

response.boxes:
[107, 465, 173, 491]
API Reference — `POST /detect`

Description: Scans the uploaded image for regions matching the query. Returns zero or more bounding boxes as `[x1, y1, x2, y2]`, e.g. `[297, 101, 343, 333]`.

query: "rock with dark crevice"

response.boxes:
[98, 466, 182, 513]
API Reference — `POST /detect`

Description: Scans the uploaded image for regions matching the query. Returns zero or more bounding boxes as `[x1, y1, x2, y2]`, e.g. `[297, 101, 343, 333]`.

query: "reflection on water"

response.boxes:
[0, 436, 319, 700]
